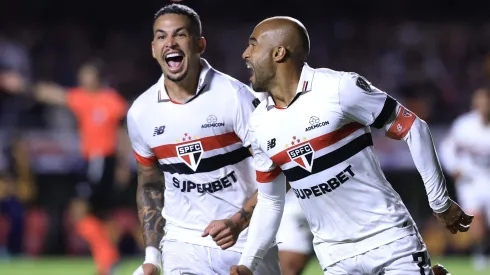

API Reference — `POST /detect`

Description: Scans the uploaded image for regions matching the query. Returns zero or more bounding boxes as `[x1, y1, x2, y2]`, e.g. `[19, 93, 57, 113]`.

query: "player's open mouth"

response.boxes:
[165, 52, 184, 72]
[246, 63, 254, 81]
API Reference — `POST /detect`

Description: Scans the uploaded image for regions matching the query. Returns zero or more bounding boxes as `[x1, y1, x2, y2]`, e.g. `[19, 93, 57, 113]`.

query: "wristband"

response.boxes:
[143, 246, 162, 271]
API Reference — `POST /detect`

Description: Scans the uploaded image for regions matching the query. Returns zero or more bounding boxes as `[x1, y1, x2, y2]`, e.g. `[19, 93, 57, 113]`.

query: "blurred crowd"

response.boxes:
[1, 0, 490, 265]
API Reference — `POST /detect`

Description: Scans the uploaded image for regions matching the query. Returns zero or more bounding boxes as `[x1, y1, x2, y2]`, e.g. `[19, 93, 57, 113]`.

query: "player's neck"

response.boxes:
[165, 63, 201, 103]
[82, 84, 101, 92]
[482, 114, 490, 125]
[270, 64, 302, 108]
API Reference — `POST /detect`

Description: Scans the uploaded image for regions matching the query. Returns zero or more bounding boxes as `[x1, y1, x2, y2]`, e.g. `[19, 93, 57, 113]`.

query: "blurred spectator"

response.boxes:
[439, 87, 490, 270]
[33, 58, 130, 275]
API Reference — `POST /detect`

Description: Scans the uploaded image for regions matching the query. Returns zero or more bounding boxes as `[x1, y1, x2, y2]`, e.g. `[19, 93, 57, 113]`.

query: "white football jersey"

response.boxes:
[249, 64, 418, 266]
[127, 59, 261, 252]
[440, 111, 490, 183]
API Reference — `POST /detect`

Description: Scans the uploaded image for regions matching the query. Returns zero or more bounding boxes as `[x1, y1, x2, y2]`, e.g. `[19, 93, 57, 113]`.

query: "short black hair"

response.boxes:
[154, 4, 202, 36]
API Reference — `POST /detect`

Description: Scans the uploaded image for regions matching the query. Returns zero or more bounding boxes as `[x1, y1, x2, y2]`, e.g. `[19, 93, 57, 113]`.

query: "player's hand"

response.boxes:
[202, 219, 240, 249]
[434, 200, 473, 234]
[432, 263, 451, 275]
[132, 263, 159, 275]
[230, 265, 253, 275]
[142, 263, 160, 275]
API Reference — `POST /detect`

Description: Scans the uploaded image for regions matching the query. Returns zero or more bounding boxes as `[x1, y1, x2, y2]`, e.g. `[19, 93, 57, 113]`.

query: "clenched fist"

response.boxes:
[434, 200, 473, 234]
[230, 265, 253, 275]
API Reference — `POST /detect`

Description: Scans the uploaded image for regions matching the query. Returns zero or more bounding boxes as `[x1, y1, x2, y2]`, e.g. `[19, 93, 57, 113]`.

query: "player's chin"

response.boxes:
[251, 81, 266, 92]
[165, 68, 188, 82]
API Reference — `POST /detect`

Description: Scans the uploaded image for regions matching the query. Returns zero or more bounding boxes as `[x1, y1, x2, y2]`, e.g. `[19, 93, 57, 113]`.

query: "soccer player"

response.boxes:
[128, 4, 280, 275]
[232, 16, 473, 275]
[439, 87, 490, 270]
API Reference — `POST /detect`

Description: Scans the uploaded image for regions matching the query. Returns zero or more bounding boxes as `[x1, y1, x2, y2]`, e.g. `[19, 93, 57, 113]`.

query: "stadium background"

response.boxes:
[1, 0, 489, 273]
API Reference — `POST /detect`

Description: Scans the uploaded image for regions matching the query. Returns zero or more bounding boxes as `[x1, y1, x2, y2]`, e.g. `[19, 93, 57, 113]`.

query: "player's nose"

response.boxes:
[165, 36, 177, 48]
[242, 47, 250, 60]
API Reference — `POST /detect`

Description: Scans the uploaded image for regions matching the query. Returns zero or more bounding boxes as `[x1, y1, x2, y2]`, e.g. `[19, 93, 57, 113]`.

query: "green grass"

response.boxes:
[0, 256, 487, 274]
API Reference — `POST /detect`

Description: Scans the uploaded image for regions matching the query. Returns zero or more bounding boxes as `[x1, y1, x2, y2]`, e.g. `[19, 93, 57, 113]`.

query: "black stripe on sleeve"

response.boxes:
[370, 96, 397, 129]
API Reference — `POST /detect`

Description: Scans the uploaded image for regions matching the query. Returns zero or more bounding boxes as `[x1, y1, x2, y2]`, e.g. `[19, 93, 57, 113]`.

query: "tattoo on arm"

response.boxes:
[136, 162, 165, 250]
[239, 205, 255, 221]
[230, 191, 258, 230]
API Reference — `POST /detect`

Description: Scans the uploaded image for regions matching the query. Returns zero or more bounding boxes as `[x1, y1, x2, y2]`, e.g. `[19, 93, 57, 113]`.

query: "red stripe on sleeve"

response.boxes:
[133, 151, 157, 166]
[256, 166, 282, 183]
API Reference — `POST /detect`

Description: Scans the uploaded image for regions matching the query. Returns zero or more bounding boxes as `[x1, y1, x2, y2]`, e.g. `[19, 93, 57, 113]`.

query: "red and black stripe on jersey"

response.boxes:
[151, 132, 251, 175]
[265, 96, 397, 182]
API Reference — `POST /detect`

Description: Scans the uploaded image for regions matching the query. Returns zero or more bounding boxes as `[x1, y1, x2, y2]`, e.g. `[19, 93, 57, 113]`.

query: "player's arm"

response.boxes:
[228, 147, 291, 231]
[127, 109, 164, 274]
[235, 128, 287, 273]
[202, 86, 264, 248]
[136, 162, 165, 258]
[338, 72, 473, 233]
[33, 82, 68, 106]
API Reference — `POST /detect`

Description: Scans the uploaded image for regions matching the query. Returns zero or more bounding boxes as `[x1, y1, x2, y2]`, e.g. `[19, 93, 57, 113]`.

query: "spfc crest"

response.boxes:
[176, 141, 203, 171]
[287, 143, 315, 172]
[402, 109, 413, 117]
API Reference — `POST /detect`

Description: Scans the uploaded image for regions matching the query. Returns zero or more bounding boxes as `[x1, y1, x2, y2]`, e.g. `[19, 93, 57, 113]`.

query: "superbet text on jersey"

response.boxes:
[248, 64, 449, 268]
[127, 59, 260, 252]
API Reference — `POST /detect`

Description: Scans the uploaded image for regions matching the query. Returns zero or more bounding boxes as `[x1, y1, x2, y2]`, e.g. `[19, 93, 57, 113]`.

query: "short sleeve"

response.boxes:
[127, 108, 156, 166]
[338, 72, 397, 129]
[233, 85, 261, 147]
[249, 120, 282, 183]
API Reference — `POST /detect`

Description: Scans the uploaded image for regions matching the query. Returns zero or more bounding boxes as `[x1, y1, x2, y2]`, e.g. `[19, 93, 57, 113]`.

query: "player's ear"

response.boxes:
[272, 46, 287, 62]
[198, 37, 206, 54]
[151, 41, 156, 59]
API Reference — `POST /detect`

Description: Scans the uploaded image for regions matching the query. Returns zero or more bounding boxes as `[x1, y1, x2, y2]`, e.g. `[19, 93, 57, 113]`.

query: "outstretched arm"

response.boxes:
[338, 72, 473, 233]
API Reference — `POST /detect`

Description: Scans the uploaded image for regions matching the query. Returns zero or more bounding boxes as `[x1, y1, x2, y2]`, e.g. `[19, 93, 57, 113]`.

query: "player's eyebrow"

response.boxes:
[249, 37, 258, 44]
[154, 27, 187, 35]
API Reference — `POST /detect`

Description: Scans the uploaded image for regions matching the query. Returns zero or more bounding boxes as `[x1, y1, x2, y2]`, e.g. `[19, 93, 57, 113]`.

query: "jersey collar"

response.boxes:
[265, 63, 314, 110]
[157, 58, 213, 103]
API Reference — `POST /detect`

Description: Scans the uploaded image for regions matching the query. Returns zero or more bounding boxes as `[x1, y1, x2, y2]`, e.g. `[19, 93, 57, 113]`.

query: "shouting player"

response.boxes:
[440, 87, 490, 270]
[128, 4, 280, 275]
[232, 17, 471, 275]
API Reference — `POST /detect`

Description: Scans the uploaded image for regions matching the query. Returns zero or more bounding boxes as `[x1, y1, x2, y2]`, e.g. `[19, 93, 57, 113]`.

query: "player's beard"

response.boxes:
[251, 67, 275, 92]
[165, 69, 189, 82]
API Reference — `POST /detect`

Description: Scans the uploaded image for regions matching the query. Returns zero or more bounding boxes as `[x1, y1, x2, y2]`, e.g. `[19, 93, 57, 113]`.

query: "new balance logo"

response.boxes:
[267, 138, 276, 150]
[153, 126, 165, 136]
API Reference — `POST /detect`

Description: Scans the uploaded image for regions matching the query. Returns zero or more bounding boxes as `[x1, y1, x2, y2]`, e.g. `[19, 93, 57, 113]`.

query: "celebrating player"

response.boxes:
[440, 87, 490, 270]
[232, 16, 472, 275]
[128, 4, 280, 275]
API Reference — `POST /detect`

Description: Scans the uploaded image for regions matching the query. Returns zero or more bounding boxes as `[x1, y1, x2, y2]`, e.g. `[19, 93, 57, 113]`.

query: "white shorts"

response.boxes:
[323, 234, 433, 275]
[276, 193, 313, 255]
[456, 181, 490, 224]
[162, 240, 281, 275]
